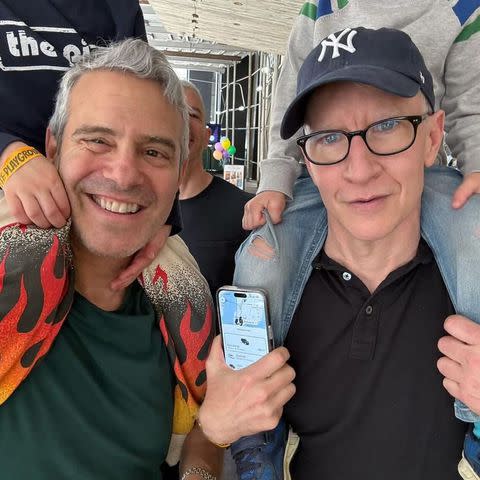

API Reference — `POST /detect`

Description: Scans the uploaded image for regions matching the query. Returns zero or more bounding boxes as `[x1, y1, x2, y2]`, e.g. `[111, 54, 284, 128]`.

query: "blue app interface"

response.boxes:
[219, 290, 269, 370]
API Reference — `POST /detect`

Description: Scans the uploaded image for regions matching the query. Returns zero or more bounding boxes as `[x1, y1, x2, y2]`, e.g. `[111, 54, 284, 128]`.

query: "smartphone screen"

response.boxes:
[217, 288, 272, 370]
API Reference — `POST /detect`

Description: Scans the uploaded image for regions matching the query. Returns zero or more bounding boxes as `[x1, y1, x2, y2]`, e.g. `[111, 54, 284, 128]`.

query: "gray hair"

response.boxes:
[49, 38, 189, 165]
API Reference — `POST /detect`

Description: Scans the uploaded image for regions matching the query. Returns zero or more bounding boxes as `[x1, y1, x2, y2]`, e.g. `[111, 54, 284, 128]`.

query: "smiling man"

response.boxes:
[0, 38, 297, 480]
[0, 39, 223, 480]
[49, 67, 184, 310]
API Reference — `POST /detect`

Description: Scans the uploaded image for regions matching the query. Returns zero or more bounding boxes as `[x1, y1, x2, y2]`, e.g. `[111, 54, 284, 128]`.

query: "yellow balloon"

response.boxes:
[221, 138, 231, 150]
[213, 150, 223, 161]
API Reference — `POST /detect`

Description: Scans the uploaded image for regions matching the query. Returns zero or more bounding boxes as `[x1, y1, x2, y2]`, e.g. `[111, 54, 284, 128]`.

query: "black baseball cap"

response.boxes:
[280, 27, 435, 139]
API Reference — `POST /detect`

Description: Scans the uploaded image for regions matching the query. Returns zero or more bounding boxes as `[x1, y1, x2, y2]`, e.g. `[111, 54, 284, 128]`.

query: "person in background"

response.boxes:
[179, 80, 253, 300]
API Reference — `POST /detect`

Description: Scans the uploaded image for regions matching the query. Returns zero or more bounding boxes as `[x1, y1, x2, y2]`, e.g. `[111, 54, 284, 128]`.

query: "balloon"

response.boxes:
[214, 142, 223, 151]
[221, 137, 231, 150]
[223, 151, 230, 159]
[227, 145, 236, 155]
[213, 150, 223, 161]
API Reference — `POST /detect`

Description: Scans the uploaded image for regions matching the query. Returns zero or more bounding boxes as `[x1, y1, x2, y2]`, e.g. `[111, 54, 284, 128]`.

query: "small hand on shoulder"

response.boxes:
[242, 190, 287, 230]
[451, 171, 480, 209]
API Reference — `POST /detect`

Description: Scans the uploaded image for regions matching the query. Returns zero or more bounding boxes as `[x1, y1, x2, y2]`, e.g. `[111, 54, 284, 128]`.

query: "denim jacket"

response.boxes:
[235, 165, 480, 423]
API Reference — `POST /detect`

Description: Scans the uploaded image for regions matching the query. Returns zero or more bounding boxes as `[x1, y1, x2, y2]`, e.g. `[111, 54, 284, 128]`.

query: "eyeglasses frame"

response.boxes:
[296, 113, 431, 166]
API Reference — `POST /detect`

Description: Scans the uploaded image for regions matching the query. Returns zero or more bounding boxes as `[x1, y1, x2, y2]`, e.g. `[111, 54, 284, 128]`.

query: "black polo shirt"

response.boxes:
[284, 240, 466, 480]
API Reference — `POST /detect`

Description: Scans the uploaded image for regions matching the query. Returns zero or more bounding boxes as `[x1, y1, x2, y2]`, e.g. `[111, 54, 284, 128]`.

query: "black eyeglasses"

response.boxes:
[297, 114, 431, 166]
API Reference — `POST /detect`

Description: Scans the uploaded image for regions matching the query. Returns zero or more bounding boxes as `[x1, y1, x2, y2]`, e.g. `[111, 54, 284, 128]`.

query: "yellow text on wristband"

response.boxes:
[0, 146, 42, 189]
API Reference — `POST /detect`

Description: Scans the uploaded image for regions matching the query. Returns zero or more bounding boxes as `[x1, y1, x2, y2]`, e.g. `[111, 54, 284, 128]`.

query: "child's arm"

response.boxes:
[441, 26, 480, 208]
[1, 141, 70, 228]
[242, 9, 316, 230]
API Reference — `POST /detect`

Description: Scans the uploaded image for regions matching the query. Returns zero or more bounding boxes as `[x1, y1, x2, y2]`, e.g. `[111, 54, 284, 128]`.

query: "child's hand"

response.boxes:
[242, 191, 287, 230]
[451, 172, 480, 209]
[110, 225, 171, 291]
[1, 143, 70, 228]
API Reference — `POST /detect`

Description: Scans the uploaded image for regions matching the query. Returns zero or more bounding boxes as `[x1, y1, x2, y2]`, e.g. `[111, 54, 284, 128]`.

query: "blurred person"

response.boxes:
[179, 80, 253, 300]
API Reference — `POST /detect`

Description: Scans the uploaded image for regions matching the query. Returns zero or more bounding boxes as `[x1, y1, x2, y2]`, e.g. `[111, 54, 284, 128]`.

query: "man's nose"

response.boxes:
[343, 135, 381, 183]
[103, 145, 143, 189]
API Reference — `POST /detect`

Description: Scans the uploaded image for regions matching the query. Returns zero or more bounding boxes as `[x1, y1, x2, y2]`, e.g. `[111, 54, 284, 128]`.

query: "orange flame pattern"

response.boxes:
[0, 233, 73, 404]
[0, 226, 213, 453]
[159, 300, 213, 435]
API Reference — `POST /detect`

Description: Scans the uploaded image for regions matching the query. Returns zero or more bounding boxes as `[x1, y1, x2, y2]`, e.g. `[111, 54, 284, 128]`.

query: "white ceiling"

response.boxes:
[143, 0, 303, 68]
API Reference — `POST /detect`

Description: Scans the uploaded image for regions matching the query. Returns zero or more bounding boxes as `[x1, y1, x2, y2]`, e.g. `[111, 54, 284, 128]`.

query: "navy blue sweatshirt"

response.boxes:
[0, 0, 146, 154]
[0, 1, 182, 232]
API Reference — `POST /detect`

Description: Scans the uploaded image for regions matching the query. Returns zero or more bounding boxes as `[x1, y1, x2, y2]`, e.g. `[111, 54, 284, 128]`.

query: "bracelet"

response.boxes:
[196, 419, 231, 449]
[180, 466, 217, 480]
[0, 146, 42, 189]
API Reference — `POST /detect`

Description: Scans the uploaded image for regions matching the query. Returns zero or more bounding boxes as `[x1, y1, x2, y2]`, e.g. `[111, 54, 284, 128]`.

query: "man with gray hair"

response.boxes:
[179, 80, 252, 300]
[0, 38, 296, 479]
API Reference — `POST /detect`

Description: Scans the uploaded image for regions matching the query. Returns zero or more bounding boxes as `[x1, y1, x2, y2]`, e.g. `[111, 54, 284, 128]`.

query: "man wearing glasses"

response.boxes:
[232, 27, 480, 479]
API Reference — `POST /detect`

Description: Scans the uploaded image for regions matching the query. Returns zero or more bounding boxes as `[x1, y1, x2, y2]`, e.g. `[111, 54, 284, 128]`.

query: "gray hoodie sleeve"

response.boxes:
[441, 30, 480, 175]
[256, 10, 316, 199]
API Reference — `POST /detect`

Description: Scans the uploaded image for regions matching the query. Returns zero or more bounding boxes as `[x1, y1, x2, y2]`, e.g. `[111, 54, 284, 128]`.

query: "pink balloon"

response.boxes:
[214, 142, 223, 151]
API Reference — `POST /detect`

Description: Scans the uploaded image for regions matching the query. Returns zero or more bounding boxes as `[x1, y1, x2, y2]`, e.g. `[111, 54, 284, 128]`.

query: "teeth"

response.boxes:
[93, 196, 140, 214]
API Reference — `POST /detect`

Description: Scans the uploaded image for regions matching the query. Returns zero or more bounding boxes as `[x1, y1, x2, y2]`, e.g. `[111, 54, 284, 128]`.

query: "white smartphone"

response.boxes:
[216, 286, 274, 370]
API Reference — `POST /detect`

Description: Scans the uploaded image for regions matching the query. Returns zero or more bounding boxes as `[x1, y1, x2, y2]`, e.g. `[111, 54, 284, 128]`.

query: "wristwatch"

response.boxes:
[180, 466, 217, 480]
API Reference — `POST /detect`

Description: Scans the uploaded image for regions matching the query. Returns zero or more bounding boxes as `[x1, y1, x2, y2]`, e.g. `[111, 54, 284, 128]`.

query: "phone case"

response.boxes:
[216, 286, 273, 370]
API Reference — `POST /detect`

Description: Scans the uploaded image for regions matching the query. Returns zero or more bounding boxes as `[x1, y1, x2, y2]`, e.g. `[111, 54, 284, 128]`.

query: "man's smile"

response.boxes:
[91, 194, 142, 214]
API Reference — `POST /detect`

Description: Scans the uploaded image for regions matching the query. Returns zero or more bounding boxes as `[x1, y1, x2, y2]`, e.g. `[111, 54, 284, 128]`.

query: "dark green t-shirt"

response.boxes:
[0, 282, 173, 480]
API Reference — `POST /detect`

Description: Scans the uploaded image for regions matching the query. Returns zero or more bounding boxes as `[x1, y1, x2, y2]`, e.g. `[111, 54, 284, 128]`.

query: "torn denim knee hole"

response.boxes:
[248, 236, 276, 260]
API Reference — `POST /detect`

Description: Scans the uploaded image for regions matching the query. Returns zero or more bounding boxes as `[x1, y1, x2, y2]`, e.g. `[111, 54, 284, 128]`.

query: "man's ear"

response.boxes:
[45, 127, 58, 161]
[424, 110, 445, 168]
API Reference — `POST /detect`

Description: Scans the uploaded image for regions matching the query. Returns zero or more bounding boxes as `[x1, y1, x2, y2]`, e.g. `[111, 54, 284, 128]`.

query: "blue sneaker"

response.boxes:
[231, 419, 287, 480]
[459, 427, 480, 479]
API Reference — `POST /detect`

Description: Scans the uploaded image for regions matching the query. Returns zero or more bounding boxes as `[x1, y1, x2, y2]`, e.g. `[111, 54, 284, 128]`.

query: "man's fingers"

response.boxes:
[437, 356, 463, 384]
[444, 315, 480, 346]
[244, 347, 290, 380]
[443, 378, 480, 415]
[205, 336, 227, 371]
[265, 359, 296, 389]
[270, 380, 296, 409]
[438, 335, 467, 365]
[442, 378, 461, 401]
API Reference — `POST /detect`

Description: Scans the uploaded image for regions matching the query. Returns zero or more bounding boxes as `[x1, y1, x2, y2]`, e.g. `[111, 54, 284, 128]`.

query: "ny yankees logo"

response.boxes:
[318, 28, 358, 62]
